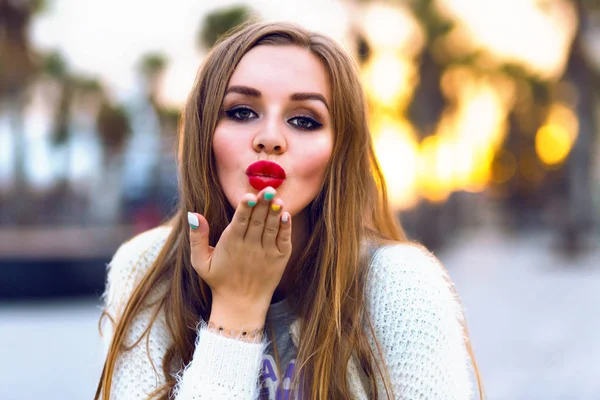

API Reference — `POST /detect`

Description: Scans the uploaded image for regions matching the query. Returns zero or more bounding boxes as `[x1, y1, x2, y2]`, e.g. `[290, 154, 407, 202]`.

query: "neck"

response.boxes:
[271, 208, 310, 304]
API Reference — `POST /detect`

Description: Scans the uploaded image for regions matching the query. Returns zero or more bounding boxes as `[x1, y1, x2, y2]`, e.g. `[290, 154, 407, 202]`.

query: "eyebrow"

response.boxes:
[225, 85, 330, 112]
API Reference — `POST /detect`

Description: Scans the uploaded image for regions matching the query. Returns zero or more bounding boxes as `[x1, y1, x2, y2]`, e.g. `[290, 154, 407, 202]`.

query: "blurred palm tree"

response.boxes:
[198, 5, 254, 49]
[41, 51, 71, 170]
[138, 53, 182, 205]
[70, 75, 105, 123]
[96, 103, 131, 167]
[0, 0, 45, 223]
[139, 53, 167, 109]
[39, 51, 109, 224]
[94, 102, 132, 224]
[138, 52, 179, 140]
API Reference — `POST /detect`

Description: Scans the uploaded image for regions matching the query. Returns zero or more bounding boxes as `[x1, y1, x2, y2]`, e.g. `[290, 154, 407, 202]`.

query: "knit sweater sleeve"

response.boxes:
[100, 226, 266, 400]
[366, 243, 473, 400]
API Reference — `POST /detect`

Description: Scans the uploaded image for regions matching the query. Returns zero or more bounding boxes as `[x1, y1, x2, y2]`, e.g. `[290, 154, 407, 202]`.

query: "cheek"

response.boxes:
[212, 128, 246, 204]
[213, 130, 227, 163]
[294, 137, 332, 184]
[213, 128, 242, 171]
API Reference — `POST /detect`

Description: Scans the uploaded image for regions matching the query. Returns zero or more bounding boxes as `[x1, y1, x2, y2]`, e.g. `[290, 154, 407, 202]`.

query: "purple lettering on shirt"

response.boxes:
[262, 356, 278, 383]
[259, 356, 298, 400]
[284, 360, 295, 381]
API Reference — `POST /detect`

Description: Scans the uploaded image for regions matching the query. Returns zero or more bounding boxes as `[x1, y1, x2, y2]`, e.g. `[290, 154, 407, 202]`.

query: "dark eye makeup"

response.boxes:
[288, 116, 321, 130]
[224, 106, 323, 131]
[224, 107, 257, 122]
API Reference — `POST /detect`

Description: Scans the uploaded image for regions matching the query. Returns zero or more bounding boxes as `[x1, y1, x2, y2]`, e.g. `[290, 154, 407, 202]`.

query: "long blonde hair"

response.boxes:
[96, 21, 483, 399]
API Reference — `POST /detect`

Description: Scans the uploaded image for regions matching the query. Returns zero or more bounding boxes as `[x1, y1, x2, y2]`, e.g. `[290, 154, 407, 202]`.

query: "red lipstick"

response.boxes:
[246, 160, 286, 191]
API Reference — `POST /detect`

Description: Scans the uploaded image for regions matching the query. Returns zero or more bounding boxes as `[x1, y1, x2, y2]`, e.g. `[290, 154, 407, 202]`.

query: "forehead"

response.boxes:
[228, 45, 331, 103]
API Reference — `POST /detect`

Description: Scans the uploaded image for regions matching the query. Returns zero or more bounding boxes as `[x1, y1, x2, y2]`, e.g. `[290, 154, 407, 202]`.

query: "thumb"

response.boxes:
[188, 212, 210, 270]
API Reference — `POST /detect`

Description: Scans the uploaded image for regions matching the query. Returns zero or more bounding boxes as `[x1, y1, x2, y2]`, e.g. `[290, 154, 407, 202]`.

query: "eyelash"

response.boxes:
[224, 106, 323, 131]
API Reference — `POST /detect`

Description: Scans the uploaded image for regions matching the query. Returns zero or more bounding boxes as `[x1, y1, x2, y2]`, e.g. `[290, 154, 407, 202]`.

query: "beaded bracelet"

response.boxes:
[207, 320, 264, 342]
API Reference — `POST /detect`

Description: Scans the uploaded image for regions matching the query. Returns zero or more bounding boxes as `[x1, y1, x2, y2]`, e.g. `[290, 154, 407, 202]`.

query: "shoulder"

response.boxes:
[112, 225, 173, 263]
[366, 242, 459, 310]
[365, 241, 465, 326]
[365, 242, 473, 398]
[108, 225, 173, 285]
[369, 241, 446, 276]
[103, 225, 173, 319]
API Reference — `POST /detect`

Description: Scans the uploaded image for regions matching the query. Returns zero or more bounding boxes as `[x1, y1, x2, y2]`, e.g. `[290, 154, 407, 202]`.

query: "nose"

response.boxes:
[252, 117, 286, 155]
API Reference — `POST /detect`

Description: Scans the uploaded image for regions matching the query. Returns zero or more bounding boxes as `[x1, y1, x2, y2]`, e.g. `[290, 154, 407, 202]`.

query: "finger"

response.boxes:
[229, 193, 259, 239]
[188, 212, 210, 275]
[276, 212, 292, 255]
[262, 198, 283, 248]
[245, 187, 276, 244]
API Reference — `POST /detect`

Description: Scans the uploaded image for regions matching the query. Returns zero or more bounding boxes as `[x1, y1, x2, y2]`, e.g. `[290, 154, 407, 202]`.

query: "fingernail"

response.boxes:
[281, 213, 289, 223]
[271, 204, 281, 212]
[187, 212, 199, 230]
[264, 191, 275, 201]
[248, 200, 257, 207]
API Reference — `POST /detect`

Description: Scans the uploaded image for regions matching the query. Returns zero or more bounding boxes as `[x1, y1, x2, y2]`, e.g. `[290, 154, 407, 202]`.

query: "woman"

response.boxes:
[96, 21, 482, 400]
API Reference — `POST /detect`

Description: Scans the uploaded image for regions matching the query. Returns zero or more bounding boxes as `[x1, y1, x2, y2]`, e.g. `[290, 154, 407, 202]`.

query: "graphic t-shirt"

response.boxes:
[257, 243, 379, 399]
[258, 298, 298, 400]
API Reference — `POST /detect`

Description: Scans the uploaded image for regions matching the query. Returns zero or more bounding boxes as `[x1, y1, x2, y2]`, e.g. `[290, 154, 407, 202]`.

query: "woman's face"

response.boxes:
[213, 45, 333, 217]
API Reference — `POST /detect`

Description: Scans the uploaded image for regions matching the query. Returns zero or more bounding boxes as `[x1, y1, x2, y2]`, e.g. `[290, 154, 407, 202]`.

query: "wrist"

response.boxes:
[209, 296, 269, 329]
[206, 320, 264, 342]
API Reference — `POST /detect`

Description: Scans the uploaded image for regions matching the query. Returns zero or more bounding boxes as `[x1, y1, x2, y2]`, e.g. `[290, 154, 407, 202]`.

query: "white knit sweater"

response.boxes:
[101, 226, 473, 399]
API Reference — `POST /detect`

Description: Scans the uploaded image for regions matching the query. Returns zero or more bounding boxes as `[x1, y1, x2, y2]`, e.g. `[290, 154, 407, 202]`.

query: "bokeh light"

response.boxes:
[536, 103, 579, 166]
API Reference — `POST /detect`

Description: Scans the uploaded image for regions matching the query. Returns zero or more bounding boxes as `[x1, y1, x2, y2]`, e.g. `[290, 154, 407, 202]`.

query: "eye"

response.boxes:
[289, 116, 323, 131]
[225, 107, 257, 121]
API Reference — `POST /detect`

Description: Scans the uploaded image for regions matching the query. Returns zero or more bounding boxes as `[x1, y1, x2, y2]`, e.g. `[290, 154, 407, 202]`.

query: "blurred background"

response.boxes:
[0, 0, 598, 399]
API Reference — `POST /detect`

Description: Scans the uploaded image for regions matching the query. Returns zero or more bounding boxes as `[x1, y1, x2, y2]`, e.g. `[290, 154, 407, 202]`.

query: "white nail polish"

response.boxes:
[281, 213, 289, 223]
[187, 212, 199, 228]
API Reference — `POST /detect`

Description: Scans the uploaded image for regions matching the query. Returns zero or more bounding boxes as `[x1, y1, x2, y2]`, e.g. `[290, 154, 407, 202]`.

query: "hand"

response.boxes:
[187, 187, 292, 323]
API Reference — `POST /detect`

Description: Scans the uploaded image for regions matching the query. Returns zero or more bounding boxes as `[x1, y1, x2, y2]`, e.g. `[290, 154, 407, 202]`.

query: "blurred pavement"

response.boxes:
[442, 228, 600, 400]
[0, 300, 105, 400]
[0, 228, 598, 400]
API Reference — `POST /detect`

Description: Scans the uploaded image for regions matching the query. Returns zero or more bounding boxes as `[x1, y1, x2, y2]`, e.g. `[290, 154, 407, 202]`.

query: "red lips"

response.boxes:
[246, 160, 286, 191]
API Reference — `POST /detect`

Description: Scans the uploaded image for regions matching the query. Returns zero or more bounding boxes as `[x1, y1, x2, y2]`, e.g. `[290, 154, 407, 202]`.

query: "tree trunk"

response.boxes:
[559, 2, 597, 255]
[88, 151, 125, 225]
[8, 97, 29, 225]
